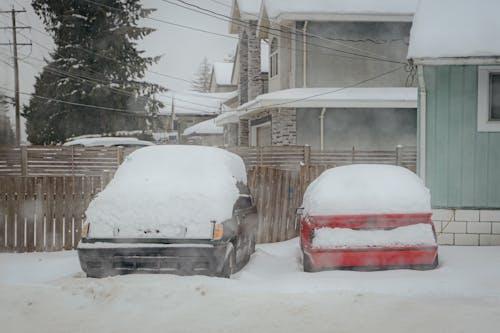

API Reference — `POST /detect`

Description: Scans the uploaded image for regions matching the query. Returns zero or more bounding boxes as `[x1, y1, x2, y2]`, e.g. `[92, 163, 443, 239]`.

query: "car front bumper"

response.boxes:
[77, 239, 232, 278]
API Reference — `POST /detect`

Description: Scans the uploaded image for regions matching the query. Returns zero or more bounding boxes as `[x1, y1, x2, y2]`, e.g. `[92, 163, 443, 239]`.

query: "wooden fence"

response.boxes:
[0, 175, 109, 252]
[0, 146, 135, 176]
[0, 166, 331, 252]
[0, 144, 417, 251]
[247, 165, 332, 243]
[229, 145, 416, 171]
[0, 145, 417, 176]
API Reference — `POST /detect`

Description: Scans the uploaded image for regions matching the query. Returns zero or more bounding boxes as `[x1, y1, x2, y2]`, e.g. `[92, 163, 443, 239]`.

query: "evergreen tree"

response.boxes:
[0, 94, 15, 145]
[24, 0, 165, 144]
[191, 57, 211, 93]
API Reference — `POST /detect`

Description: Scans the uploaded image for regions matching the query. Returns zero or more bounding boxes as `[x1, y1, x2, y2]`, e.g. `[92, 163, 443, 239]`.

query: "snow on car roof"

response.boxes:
[63, 137, 155, 147]
[85, 145, 247, 238]
[302, 164, 431, 216]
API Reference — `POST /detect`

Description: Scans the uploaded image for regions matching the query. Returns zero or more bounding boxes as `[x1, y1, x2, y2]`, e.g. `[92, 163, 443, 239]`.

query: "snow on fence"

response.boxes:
[0, 175, 110, 252]
[0, 146, 135, 176]
[247, 165, 332, 243]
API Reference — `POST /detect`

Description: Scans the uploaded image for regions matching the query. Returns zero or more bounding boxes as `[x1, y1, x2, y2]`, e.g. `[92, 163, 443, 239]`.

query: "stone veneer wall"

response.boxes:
[271, 108, 296, 146]
[432, 209, 500, 245]
[238, 118, 249, 146]
[240, 108, 297, 146]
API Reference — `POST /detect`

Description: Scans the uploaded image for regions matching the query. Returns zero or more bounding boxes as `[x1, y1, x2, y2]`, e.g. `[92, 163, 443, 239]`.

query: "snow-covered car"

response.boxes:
[299, 165, 438, 272]
[63, 136, 155, 147]
[77, 146, 257, 278]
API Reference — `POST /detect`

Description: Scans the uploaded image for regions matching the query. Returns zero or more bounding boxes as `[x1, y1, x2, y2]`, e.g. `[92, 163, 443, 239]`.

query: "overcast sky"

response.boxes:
[0, 0, 237, 142]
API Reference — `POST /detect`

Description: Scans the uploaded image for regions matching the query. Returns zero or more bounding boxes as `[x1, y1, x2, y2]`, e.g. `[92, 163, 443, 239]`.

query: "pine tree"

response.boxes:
[0, 94, 15, 145]
[191, 57, 212, 93]
[24, 0, 165, 144]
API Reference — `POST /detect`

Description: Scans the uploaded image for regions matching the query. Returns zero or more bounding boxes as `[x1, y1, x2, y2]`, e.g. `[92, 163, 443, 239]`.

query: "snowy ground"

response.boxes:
[1, 239, 499, 333]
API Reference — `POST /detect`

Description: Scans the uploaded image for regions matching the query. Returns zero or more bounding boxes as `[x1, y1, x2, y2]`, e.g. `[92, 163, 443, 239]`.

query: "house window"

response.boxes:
[490, 73, 500, 120]
[270, 38, 278, 78]
[477, 66, 500, 131]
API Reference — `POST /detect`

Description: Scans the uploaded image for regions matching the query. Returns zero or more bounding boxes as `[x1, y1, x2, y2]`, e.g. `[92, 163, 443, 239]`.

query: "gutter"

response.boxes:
[319, 107, 326, 151]
[417, 64, 426, 182]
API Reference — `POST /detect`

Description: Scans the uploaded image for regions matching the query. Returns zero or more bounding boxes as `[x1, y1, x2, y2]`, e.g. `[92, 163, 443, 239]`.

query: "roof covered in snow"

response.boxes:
[302, 164, 431, 216]
[212, 62, 235, 86]
[259, 0, 417, 23]
[63, 137, 155, 147]
[86, 146, 247, 238]
[239, 87, 417, 115]
[230, 0, 262, 33]
[215, 111, 242, 126]
[183, 118, 223, 136]
[408, 0, 500, 61]
[159, 91, 238, 116]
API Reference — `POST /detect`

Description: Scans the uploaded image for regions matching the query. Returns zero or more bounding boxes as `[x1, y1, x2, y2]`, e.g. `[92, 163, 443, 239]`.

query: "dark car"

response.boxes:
[77, 145, 257, 278]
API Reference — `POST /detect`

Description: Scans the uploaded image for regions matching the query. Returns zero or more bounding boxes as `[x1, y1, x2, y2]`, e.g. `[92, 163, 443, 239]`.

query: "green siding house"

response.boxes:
[408, 0, 500, 245]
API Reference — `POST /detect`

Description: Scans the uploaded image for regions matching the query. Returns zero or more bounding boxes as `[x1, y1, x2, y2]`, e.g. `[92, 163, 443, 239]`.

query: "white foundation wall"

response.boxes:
[432, 209, 500, 245]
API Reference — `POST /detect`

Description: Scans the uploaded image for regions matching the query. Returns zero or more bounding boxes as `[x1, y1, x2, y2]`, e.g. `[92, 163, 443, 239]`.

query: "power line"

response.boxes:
[0, 84, 152, 116]
[167, 0, 406, 64]
[8, 20, 237, 103]
[0, 48, 228, 114]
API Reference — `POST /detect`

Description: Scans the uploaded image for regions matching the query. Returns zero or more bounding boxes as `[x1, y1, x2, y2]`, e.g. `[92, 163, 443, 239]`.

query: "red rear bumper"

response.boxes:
[300, 213, 438, 271]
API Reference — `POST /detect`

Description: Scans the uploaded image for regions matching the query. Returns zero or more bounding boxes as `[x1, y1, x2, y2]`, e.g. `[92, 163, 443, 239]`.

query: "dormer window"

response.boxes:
[270, 38, 278, 78]
[478, 66, 500, 131]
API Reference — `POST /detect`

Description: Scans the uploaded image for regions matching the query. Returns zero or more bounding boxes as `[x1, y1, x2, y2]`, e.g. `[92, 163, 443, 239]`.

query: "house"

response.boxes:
[229, 0, 419, 150]
[182, 118, 224, 146]
[408, 0, 500, 245]
[209, 62, 237, 93]
[216, 38, 269, 147]
[159, 90, 237, 144]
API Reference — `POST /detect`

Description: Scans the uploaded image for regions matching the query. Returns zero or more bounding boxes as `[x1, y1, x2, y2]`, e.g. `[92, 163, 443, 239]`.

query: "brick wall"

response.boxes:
[432, 209, 500, 245]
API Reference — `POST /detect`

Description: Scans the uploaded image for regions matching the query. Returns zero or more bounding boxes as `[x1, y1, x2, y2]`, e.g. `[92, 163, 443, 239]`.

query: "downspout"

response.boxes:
[417, 64, 427, 182]
[319, 107, 326, 151]
[303, 21, 308, 88]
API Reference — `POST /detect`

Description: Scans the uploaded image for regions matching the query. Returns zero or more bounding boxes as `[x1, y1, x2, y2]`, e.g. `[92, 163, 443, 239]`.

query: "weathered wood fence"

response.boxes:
[229, 145, 416, 171]
[0, 166, 330, 252]
[0, 146, 134, 176]
[0, 144, 417, 251]
[0, 176, 109, 252]
[247, 165, 332, 243]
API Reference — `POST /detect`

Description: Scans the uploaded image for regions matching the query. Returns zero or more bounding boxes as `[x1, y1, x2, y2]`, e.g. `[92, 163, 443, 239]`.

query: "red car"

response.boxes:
[299, 165, 438, 272]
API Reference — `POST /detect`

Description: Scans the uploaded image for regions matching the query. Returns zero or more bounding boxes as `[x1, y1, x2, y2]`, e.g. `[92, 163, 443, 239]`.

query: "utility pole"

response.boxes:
[0, 8, 31, 146]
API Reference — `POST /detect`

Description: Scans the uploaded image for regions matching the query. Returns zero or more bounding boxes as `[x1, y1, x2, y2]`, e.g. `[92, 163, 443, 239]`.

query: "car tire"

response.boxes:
[412, 254, 439, 270]
[302, 252, 317, 272]
[221, 247, 236, 278]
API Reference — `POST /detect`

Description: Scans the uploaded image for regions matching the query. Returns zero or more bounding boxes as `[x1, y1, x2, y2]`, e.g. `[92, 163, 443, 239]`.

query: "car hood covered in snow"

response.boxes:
[85, 145, 247, 238]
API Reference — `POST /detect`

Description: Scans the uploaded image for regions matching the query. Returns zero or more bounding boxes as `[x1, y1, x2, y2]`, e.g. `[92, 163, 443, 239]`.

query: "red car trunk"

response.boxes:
[300, 213, 438, 271]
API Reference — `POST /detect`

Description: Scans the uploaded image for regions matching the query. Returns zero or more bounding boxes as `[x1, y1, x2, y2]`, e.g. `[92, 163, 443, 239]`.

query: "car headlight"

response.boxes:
[212, 223, 223, 240]
[82, 222, 90, 238]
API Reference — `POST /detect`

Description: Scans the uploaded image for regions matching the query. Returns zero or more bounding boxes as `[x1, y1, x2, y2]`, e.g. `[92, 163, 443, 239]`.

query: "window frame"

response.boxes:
[269, 38, 279, 78]
[477, 66, 500, 132]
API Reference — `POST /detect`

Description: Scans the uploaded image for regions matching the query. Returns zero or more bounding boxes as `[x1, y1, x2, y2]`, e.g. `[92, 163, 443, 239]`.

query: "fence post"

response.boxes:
[396, 145, 403, 166]
[21, 145, 28, 176]
[303, 145, 311, 167]
[351, 146, 355, 164]
[117, 147, 124, 166]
